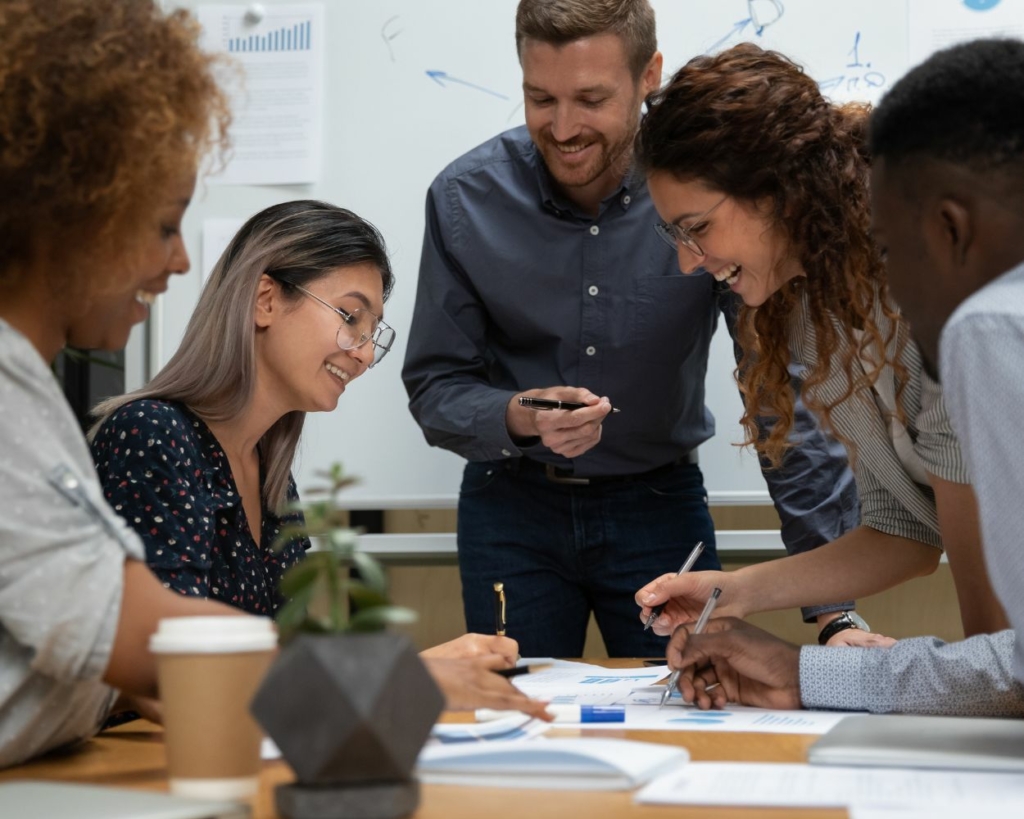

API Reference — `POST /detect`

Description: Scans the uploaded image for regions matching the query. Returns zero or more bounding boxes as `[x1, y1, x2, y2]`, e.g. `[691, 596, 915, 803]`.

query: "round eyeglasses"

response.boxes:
[653, 195, 727, 259]
[292, 284, 396, 368]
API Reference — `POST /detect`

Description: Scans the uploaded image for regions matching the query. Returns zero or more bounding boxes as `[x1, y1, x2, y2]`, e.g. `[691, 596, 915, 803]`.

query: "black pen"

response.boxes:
[493, 581, 506, 637]
[493, 663, 552, 678]
[518, 397, 621, 413]
[643, 541, 705, 632]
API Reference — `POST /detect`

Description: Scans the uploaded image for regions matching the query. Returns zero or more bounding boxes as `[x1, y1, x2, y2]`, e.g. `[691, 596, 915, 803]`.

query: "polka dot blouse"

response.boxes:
[91, 399, 310, 616]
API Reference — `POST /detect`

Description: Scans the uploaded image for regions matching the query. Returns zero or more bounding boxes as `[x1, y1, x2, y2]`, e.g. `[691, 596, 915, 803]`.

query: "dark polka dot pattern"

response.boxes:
[91, 399, 310, 616]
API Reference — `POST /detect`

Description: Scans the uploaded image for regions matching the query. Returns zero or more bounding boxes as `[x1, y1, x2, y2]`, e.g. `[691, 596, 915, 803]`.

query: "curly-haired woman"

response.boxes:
[633, 44, 1006, 644]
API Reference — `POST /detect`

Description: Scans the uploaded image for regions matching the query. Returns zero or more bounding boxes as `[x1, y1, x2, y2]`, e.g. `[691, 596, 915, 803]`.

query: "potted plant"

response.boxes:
[251, 465, 444, 819]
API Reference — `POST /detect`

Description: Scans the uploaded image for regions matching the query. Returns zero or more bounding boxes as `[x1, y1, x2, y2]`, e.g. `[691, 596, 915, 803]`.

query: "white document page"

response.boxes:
[197, 3, 325, 185]
[201, 218, 245, 283]
[908, 0, 1024, 67]
[511, 661, 851, 733]
[636, 762, 1024, 809]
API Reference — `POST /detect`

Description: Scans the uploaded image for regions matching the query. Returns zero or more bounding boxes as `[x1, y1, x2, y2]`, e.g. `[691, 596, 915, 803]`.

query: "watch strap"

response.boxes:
[818, 613, 863, 646]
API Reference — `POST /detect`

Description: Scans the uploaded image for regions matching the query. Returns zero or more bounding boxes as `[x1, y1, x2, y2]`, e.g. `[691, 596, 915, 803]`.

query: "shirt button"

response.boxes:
[501, 449, 511, 457]
[589, 225, 600, 236]
[622, 195, 631, 205]
[586, 346, 597, 356]
[588, 285, 599, 296]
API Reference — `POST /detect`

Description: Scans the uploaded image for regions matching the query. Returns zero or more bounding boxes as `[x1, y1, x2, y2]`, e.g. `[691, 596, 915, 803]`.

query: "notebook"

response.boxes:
[417, 736, 688, 790]
[809, 714, 1024, 772]
[0, 782, 249, 819]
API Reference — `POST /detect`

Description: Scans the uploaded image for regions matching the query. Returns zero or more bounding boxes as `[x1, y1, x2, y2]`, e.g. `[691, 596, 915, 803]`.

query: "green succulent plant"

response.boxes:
[272, 463, 417, 640]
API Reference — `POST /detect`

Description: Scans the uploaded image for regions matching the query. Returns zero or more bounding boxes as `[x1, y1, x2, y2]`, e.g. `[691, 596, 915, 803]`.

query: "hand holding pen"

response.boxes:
[660, 587, 722, 707]
[643, 541, 705, 632]
[507, 389, 615, 460]
[636, 564, 737, 636]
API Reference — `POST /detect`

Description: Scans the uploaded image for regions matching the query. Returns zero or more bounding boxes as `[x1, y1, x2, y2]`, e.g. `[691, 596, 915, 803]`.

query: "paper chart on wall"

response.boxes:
[197, 3, 325, 185]
[907, 0, 1024, 67]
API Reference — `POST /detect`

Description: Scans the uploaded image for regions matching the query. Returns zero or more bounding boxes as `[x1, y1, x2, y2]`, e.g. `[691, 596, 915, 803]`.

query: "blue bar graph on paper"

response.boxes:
[228, 18, 313, 52]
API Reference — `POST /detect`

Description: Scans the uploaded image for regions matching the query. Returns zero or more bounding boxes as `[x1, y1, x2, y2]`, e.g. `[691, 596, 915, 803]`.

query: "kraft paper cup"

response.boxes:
[150, 616, 277, 800]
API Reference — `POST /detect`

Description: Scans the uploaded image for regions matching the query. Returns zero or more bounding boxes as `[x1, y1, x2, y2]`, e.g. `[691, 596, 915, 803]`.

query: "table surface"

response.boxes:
[0, 659, 849, 819]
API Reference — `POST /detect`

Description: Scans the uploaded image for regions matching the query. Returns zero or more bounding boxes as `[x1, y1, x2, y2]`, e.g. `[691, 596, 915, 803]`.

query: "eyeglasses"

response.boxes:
[654, 196, 727, 259]
[292, 284, 396, 368]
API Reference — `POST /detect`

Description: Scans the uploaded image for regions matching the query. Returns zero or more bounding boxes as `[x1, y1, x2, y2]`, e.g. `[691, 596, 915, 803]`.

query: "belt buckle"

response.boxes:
[544, 464, 590, 485]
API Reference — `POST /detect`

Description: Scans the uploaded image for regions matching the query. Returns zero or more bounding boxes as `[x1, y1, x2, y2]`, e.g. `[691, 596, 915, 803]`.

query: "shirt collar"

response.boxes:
[534, 147, 643, 219]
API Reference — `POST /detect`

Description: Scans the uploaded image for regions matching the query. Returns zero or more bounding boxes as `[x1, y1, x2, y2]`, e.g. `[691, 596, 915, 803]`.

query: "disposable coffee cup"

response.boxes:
[150, 616, 277, 800]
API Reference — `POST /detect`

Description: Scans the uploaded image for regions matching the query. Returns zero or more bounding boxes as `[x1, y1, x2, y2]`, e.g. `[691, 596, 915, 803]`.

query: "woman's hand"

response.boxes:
[636, 570, 743, 635]
[422, 654, 552, 720]
[420, 633, 519, 666]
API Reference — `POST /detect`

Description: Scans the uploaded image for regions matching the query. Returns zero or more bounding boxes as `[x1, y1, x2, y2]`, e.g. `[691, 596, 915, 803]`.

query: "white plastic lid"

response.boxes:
[149, 616, 278, 654]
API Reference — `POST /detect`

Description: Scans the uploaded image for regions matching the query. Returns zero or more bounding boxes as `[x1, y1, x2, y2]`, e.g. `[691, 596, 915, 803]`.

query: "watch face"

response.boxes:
[847, 611, 870, 633]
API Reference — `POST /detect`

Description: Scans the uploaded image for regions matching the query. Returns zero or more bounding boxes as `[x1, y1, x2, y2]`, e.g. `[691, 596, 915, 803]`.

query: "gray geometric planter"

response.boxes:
[251, 632, 444, 819]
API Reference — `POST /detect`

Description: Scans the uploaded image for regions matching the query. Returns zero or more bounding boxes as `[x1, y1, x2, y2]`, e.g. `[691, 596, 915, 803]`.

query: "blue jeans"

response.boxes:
[456, 458, 719, 658]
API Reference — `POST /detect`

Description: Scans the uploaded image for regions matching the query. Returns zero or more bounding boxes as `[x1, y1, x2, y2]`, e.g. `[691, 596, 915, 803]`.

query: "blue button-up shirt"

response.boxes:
[403, 126, 858, 616]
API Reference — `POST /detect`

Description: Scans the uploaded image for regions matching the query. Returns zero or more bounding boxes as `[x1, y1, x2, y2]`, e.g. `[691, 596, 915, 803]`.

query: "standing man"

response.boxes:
[663, 38, 1024, 716]
[403, 0, 856, 657]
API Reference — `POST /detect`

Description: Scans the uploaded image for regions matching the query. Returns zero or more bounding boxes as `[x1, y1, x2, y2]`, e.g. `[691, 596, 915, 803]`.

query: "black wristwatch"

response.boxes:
[818, 612, 870, 645]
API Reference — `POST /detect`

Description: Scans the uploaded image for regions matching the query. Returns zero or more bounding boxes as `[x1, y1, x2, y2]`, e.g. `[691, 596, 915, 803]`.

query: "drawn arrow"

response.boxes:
[426, 70, 509, 100]
[706, 18, 753, 54]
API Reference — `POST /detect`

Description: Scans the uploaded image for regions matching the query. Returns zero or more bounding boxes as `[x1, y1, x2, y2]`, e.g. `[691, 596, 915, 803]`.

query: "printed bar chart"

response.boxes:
[228, 19, 311, 52]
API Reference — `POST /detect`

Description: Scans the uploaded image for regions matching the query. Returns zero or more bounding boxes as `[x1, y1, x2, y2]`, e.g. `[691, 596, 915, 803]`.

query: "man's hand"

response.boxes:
[420, 633, 519, 666]
[667, 617, 803, 710]
[422, 654, 552, 720]
[506, 387, 613, 459]
[636, 570, 741, 635]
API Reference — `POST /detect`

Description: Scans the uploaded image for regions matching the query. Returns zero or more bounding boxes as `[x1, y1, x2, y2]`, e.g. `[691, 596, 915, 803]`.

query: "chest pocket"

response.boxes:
[632, 276, 714, 365]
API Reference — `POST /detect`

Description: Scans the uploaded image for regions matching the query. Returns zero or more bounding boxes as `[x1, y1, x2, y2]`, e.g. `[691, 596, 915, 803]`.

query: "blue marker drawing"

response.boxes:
[426, 70, 508, 100]
[707, 1, 785, 54]
[818, 31, 886, 96]
[965, 0, 1001, 10]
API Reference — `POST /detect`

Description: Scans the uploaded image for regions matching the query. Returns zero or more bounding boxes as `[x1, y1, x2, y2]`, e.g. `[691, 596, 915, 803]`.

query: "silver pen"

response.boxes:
[660, 587, 722, 708]
[643, 541, 706, 632]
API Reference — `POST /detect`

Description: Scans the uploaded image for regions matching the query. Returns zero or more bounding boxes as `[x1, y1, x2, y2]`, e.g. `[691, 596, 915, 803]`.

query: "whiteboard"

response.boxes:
[157, 0, 1005, 508]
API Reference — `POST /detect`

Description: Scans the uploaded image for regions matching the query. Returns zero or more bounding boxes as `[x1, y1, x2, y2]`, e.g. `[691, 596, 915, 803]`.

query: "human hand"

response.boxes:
[422, 654, 552, 720]
[824, 628, 897, 648]
[636, 570, 741, 635]
[506, 387, 613, 459]
[667, 616, 802, 711]
[420, 633, 519, 666]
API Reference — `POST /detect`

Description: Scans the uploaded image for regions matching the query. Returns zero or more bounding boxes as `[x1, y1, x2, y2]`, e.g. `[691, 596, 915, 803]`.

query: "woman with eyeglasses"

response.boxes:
[632, 44, 1007, 644]
[89, 200, 534, 673]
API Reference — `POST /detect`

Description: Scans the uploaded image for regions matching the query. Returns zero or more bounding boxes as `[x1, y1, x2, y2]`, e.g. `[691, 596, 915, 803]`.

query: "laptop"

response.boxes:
[810, 714, 1024, 772]
[0, 781, 249, 819]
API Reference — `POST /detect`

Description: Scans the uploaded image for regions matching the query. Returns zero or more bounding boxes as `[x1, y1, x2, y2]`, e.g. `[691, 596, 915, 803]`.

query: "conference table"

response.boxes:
[0, 659, 848, 819]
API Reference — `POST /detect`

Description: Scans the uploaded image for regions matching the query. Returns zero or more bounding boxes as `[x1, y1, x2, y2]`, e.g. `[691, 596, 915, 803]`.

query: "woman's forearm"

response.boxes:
[732, 525, 941, 615]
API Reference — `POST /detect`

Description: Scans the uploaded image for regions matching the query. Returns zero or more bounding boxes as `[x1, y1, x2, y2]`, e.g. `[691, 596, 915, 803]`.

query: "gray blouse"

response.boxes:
[0, 318, 145, 768]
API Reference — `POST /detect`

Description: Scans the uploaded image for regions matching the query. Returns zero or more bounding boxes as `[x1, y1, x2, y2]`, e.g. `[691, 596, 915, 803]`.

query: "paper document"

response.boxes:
[197, 3, 325, 185]
[636, 762, 1024, 809]
[908, 0, 1024, 67]
[509, 660, 850, 734]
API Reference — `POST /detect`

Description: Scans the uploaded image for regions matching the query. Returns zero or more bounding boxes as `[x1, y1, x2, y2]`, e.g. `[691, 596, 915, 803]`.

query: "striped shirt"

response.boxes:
[798, 268, 1024, 716]
[790, 289, 969, 549]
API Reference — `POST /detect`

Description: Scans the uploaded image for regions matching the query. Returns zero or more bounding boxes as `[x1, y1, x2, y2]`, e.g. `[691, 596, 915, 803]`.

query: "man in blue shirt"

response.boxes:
[402, 0, 857, 657]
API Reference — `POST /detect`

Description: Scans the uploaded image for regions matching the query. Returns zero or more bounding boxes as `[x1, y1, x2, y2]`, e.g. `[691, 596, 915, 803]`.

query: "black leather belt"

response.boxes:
[520, 451, 698, 486]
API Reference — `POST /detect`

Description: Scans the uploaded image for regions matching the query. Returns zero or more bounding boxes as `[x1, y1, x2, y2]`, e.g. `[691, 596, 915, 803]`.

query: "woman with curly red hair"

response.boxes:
[634, 44, 1006, 643]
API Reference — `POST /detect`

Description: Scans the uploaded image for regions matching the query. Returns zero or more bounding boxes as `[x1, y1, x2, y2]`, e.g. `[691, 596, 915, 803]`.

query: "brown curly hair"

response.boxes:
[0, 0, 230, 292]
[635, 43, 906, 466]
